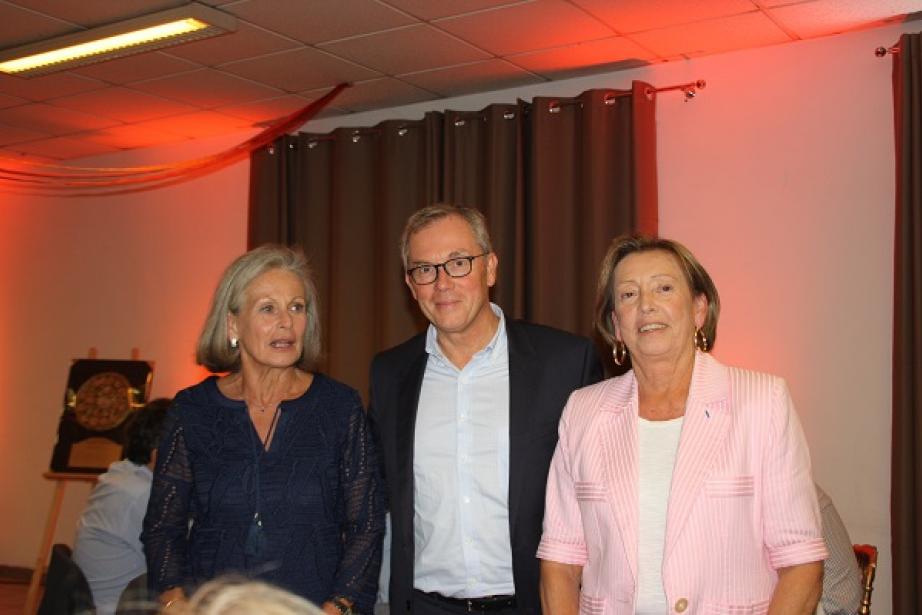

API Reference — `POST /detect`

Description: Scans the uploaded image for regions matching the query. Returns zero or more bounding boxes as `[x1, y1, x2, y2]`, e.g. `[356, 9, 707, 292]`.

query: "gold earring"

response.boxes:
[612, 341, 628, 366]
[694, 329, 709, 352]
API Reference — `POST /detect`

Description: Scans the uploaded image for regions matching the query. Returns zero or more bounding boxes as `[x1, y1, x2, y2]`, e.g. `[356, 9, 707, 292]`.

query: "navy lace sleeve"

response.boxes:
[331, 396, 386, 613]
[141, 402, 193, 593]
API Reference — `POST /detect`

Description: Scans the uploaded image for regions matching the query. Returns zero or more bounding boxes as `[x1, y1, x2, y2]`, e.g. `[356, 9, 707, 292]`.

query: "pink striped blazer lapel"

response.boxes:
[599, 376, 640, 585]
[664, 352, 732, 566]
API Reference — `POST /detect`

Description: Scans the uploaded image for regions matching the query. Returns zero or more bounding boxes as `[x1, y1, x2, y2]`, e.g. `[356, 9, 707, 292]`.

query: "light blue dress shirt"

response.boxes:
[74, 459, 151, 615]
[413, 303, 514, 598]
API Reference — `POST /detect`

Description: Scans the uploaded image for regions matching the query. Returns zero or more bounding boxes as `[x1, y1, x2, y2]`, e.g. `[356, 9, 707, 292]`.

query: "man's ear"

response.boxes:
[486, 252, 498, 288]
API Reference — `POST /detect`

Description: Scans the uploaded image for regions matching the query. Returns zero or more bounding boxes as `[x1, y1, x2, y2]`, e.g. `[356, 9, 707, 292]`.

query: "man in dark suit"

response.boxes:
[369, 204, 602, 614]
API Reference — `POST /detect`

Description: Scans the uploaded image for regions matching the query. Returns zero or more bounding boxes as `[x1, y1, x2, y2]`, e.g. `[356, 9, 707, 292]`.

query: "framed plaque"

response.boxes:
[49, 358, 154, 473]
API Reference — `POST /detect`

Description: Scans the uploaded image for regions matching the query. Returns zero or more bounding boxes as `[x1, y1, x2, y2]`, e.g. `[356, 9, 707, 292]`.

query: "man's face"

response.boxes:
[405, 214, 497, 338]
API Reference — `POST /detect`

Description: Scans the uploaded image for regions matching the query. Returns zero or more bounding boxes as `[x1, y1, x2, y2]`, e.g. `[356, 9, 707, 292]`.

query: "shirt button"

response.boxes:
[674, 598, 688, 613]
[463, 496, 470, 504]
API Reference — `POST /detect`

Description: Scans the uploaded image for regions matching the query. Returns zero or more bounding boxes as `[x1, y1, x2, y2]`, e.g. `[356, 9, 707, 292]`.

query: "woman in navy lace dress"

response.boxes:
[142, 246, 384, 615]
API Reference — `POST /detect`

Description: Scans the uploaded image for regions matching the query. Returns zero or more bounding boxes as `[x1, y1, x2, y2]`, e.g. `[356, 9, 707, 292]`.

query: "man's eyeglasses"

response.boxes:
[406, 253, 489, 285]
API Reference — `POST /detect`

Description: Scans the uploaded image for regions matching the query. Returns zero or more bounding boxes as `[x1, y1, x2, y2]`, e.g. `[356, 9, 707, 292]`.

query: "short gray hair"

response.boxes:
[400, 204, 493, 268]
[594, 234, 721, 350]
[196, 245, 321, 373]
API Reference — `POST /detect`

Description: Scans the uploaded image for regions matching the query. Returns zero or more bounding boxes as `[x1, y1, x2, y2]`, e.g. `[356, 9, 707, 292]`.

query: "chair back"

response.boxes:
[853, 544, 878, 615]
[36, 543, 94, 615]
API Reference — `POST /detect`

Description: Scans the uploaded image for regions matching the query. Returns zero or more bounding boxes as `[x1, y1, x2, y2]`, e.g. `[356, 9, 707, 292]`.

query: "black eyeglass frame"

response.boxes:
[406, 252, 490, 285]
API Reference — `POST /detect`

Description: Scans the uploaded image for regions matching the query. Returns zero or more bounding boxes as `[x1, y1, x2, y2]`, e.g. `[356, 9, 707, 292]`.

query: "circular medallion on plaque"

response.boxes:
[74, 372, 132, 431]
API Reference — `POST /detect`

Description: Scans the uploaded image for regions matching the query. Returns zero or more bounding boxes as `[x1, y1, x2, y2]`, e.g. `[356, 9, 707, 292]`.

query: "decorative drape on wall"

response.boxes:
[892, 31, 922, 615]
[249, 82, 657, 395]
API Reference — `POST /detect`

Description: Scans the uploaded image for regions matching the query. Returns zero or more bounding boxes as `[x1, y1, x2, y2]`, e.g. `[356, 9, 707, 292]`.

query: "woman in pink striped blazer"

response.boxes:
[538, 236, 827, 615]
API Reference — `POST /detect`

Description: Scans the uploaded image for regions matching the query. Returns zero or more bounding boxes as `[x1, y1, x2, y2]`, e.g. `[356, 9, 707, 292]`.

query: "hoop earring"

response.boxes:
[230, 337, 239, 349]
[694, 329, 709, 352]
[612, 341, 628, 366]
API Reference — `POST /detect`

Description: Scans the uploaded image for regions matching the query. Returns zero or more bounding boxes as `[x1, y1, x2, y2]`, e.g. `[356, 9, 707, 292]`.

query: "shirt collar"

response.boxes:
[425, 302, 507, 365]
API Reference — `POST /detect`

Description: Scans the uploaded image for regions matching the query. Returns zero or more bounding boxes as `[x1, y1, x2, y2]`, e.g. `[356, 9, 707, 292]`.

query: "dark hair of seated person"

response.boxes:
[123, 398, 171, 465]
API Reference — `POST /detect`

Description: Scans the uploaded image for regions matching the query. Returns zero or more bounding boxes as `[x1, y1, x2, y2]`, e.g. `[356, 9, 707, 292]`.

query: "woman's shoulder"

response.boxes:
[171, 375, 243, 416]
[563, 375, 633, 419]
[297, 373, 363, 411]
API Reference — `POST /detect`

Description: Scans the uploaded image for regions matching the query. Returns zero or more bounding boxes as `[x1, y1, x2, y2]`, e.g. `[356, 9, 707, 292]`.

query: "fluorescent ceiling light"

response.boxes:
[0, 3, 236, 77]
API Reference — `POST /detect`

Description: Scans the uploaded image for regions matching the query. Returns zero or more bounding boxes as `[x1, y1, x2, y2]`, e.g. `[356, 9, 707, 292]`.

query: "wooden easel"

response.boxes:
[23, 347, 143, 615]
[22, 472, 98, 615]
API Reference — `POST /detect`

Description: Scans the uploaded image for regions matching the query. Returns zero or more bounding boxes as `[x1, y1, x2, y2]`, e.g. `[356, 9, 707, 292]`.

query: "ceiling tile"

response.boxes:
[82, 124, 189, 149]
[629, 11, 792, 58]
[0, 73, 106, 102]
[0, 122, 47, 146]
[50, 88, 198, 123]
[7, 135, 119, 160]
[131, 69, 283, 107]
[219, 47, 380, 92]
[0, 103, 119, 135]
[507, 36, 655, 78]
[399, 59, 544, 97]
[382, 0, 526, 21]
[72, 52, 201, 84]
[319, 24, 490, 75]
[218, 94, 313, 123]
[571, 0, 756, 34]
[302, 78, 437, 112]
[163, 22, 301, 66]
[0, 3, 75, 48]
[224, 0, 414, 44]
[768, 0, 922, 38]
[130, 110, 254, 139]
[6, 0, 188, 28]
[435, 0, 615, 56]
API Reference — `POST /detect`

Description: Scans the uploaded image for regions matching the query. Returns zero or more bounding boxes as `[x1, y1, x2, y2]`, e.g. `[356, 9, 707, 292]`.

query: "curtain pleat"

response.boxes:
[892, 31, 922, 615]
[248, 83, 657, 396]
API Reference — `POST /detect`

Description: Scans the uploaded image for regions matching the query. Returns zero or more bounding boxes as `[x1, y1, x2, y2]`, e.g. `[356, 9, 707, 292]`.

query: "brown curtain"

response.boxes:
[249, 82, 657, 396]
[892, 31, 922, 614]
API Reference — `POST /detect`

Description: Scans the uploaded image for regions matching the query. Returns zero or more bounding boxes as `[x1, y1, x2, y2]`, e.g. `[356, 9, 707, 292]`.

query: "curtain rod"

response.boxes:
[598, 79, 707, 102]
[647, 79, 707, 99]
[286, 78, 710, 147]
[547, 78, 706, 113]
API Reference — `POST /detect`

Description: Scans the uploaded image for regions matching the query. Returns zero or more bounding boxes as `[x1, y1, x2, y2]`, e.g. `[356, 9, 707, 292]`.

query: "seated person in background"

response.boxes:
[816, 485, 863, 615]
[179, 577, 326, 615]
[73, 398, 171, 615]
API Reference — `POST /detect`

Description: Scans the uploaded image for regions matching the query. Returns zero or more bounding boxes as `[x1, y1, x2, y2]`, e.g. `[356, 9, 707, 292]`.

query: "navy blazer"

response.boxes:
[368, 319, 602, 614]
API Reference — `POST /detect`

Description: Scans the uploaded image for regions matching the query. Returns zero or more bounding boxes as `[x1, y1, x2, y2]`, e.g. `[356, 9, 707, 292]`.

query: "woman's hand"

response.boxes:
[160, 586, 186, 610]
[767, 561, 823, 615]
[540, 559, 582, 615]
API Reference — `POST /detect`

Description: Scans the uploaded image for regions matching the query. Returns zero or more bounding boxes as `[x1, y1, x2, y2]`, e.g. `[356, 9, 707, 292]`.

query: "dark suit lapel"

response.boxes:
[506, 322, 537, 541]
[395, 350, 428, 549]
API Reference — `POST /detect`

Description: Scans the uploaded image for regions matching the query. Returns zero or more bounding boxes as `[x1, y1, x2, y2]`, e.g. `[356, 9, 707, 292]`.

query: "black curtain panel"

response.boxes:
[249, 83, 658, 396]
[892, 31, 922, 615]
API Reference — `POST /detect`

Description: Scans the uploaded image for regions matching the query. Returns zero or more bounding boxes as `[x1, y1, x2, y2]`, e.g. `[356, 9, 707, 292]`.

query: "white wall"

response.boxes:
[2, 19, 912, 613]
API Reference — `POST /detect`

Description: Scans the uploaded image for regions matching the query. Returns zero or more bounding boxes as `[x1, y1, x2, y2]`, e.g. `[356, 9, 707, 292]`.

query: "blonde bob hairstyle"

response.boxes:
[594, 234, 721, 350]
[196, 245, 321, 373]
[400, 203, 493, 269]
[180, 576, 325, 615]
